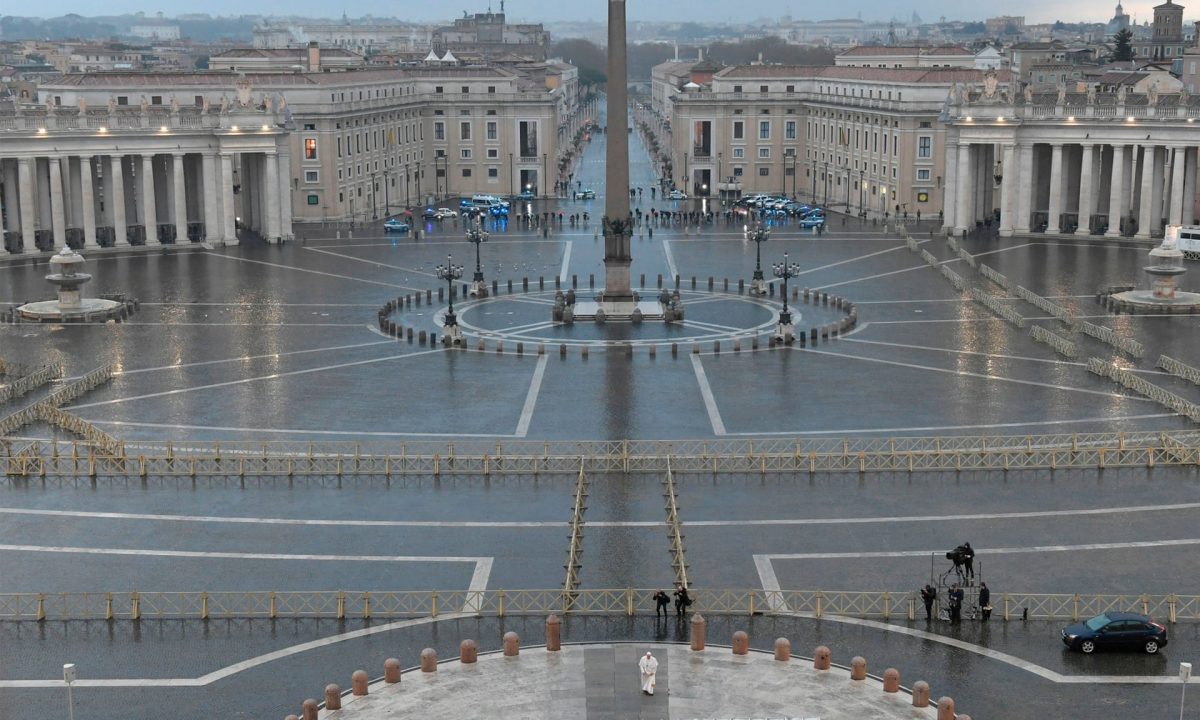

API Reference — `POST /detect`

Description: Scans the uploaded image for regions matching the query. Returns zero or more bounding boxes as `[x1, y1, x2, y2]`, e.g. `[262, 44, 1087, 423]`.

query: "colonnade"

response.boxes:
[0, 148, 292, 254]
[946, 139, 1197, 239]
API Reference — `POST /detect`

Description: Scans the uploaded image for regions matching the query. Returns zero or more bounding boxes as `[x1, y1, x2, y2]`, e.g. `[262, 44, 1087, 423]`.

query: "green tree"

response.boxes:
[1112, 28, 1134, 61]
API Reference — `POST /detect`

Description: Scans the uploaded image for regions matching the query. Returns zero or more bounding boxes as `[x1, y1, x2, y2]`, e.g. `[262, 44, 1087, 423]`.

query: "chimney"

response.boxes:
[307, 41, 321, 72]
[1194, 21, 1200, 48]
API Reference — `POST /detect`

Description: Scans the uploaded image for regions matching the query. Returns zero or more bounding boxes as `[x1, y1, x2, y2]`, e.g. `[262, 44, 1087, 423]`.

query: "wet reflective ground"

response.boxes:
[2, 105, 1200, 719]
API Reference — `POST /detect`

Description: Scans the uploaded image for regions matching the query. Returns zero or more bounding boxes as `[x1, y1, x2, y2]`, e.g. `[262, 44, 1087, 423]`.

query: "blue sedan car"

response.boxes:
[1062, 612, 1167, 654]
[799, 214, 825, 228]
[383, 218, 410, 233]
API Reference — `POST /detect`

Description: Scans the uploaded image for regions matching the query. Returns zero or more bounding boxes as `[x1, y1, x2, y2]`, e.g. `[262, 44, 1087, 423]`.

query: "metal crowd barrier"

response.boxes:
[0, 588, 1197, 623]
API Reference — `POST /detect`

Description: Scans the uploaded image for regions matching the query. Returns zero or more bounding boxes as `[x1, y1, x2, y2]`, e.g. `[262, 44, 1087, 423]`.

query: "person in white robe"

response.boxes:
[639, 651, 659, 695]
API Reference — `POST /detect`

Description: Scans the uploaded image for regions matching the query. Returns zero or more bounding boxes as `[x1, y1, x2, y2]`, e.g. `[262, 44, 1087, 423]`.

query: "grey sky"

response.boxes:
[24, 0, 1149, 26]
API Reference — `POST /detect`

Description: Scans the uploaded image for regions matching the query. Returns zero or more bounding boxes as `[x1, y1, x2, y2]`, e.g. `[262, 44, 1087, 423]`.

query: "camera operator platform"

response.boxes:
[929, 543, 983, 621]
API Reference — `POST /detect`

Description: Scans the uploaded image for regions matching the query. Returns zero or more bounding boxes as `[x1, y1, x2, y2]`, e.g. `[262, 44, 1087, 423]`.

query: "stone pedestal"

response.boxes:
[469, 280, 488, 298]
[749, 277, 768, 296]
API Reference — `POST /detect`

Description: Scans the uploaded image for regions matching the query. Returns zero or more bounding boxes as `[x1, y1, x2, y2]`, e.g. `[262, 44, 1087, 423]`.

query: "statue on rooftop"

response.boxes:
[1147, 82, 1159, 106]
[77, 97, 86, 116]
[1024, 85, 1034, 104]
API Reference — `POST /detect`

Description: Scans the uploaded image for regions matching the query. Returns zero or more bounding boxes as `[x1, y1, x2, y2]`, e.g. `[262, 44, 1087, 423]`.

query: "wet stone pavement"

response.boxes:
[2, 101, 1200, 719]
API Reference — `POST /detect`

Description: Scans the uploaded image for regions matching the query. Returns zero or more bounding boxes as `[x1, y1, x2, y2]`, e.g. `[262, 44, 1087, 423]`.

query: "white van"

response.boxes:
[470, 194, 509, 209]
[1178, 226, 1200, 259]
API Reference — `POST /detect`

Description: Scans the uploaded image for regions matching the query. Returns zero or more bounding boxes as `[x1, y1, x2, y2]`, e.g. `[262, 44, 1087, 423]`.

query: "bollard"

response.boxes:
[774, 637, 791, 661]
[302, 699, 319, 720]
[384, 658, 401, 683]
[675, 274, 681, 289]
[912, 681, 931, 707]
[883, 668, 900, 693]
[555, 276, 561, 289]
[427, 289, 432, 303]
[572, 274, 578, 288]
[461, 639, 478, 664]
[752, 336, 760, 350]
[560, 344, 567, 357]
[538, 344, 545, 355]
[492, 280, 499, 295]
[430, 332, 437, 346]
[937, 697, 955, 720]
[589, 273, 594, 288]
[420, 648, 438, 672]
[581, 346, 589, 359]
[738, 279, 744, 293]
[713, 340, 720, 354]
[708, 276, 714, 290]
[438, 287, 444, 301]
[692, 343, 700, 354]
[691, 276, 696, 289]
[477, 339, 486, 352]
[649, 344, 657, 358]
[733, 339, 741, 353]
[523, 277, 529, 291]
[508, 279, 513, 293]
[769, 283, 775, 296]
[496, 341, 504, 354]
[657, 274, 663, 288]
[640, 273, 645, 287]
[671, 343, 678, 356]
[324, 684, 342, 710]
[517, 342, 524, 356]
[732, 630, 749, 655]
[690, 613, 706, 651]
[407, 328, 414, 342]
[723, 278, 729, 291]
[813, 646, 831, 670]
[625, 344, 633, 358]
[286, 716, 299, 720]
[503, 631, 520, 656]
[851, 656, 867, 680]
[539, 276, 545, 290]
[352, 670, 369, 695]
[546, 615, 561, 651]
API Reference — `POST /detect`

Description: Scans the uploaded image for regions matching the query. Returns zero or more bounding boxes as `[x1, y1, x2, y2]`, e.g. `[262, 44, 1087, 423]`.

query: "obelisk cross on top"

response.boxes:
[602, 0, 633, 302]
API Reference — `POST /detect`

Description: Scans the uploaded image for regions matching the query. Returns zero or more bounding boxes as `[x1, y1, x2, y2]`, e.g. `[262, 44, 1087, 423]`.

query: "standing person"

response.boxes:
[949, 584, 964, 623]
[673, 584, 691, 617]
[920, 584, 937, 621]
[978, 582, 992, 621]
[639, 652, 658, 695]
[962, 542, 975, 581]
[653, 589, 670, 618]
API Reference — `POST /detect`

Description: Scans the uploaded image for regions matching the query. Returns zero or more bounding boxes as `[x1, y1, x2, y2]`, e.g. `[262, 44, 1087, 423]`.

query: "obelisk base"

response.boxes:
[602, 259, 634, 304]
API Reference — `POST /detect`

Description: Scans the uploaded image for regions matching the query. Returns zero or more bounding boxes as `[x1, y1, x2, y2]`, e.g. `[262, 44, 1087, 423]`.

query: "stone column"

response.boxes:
[202, 152, 219, 243]
[1077, 144, 1094, 234]
[264, 150, 282, 243]
[954, 142, 972, 233]
[1015, 143, 1033, 234]
[276, 144, 293, 240]
[1106, 144, 1125, 237]
[172, 153, 188, 243]
[942, 136, 959, 233]
[79, 156, 98, 248]
[1171, 147, 1187, 227]
[17, 157, 36, 249]
[48, 155, 66, 249]
[110, 155, 128, 246]
[67, 156, 81, 231]
[998, 143, 1015, 236]
[1137, 145, 1156, 240]
[142, 154, 159, 245]
[1046, 143, 1064, 234]
[220, 153, 238, 245]
[2, 160, 20, 241]
[602, 0, 632, 301]
[1185, 147, 1197, 226]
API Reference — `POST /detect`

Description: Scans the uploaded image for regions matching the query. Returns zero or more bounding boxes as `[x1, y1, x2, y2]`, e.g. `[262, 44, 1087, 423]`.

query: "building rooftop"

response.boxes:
[716, 65, 1013, 83]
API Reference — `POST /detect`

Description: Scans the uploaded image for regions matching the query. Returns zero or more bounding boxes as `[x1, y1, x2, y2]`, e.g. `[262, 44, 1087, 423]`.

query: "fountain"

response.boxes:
[16, 248, 125, 322]
[1105, 226, 1200, 313]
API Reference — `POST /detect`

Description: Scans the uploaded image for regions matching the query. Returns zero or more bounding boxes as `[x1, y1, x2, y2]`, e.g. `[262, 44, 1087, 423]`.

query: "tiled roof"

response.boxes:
[211, 48, 363, 59]
[838, 45, 924, 56]
[717, 65, 1013, 84]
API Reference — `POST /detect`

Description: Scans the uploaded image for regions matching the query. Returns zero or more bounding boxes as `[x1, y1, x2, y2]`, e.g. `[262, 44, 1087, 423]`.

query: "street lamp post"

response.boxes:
[64, 664, 76, 720]
[435, 253, 465, 346]
[466, 220, 489, 298]
[823, 161, 830, 207]
[415, 161, 422, 205]
[858, 169, 865, 218]
[370, 171, 378, 220]
[746, 221, 770, 295]
[383, 169, 390, 216]
[772, 252, 801, 344]
[810, 158, 817, 203]
[880, 186, 888, 219]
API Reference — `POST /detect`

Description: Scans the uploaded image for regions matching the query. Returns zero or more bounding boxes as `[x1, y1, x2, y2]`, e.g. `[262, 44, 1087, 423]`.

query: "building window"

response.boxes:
[487, 121, 498, 140]
[488, 86, 496, 93]
[305, 170, 319, 183]
[785, 121, 796, 140]
[733, 85, 742, 93]
[732, 148, 745, 159]
[461, 86, 470, 94]
[461, 148, 472, 159]
[488, 167, 499, 177]
[759, 121, 770, 139]
[307, 194, 319, 205]
[917, 168, 930, 181]
[434, 122, 445, 140]
[337, 137, 342, 157]
[786, 85, 795, 93]
[487, 148, 499, 159]
[733, 166, 744, 176]
[758, 167, 770, 176]
[760, 85, 768, 93]
[733, 121, 743, 140]
[151, 95, 162, 105]
[460, 122, 471, 141]
[519, 120, 538, 157]
[304, 138, 318, 161]
[918, 136, 931, 158]
[758, 147, 770, 159]
[462, 168, 472, 177]
[435, 86, 443, 93]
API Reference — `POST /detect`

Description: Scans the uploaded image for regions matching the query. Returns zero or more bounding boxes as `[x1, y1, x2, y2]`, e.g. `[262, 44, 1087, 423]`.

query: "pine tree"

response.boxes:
[1112, 29, 1134, 62]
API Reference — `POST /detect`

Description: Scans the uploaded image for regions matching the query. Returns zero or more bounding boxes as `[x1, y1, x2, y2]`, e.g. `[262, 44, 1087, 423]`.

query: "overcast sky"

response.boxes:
[28, 0, 1161, 26]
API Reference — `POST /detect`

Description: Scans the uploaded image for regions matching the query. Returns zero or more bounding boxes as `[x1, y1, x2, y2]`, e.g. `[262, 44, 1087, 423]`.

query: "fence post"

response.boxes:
[1072, 594, 1080, 621]
[1169, 594, 1178, 623]
[1003, 593, 1010, 621]
[364, 592, 371, 619]
[131, 591, 140, 621]
[626, 588, 634, 617]
[269, 591, 277, 619]
[201, 592, 209, 620]
[907, 593, 915, 621]
[337, 591, 346, 620]
[815, 592, 823, 619]
[36, 593, 45, 622]
[749, 591, 756, 616]
[883, 591, 891, 619]
[1142, 593, 1149, 616]
[105, 592, 114, 620]
[498, 590, 506, 618]
[431, 591, 439, 618]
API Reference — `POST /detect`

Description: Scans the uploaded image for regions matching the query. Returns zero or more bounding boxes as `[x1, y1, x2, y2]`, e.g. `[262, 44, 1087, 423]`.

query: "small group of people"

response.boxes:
[920, 581, 991, 623]
[652, 584, 692, 618]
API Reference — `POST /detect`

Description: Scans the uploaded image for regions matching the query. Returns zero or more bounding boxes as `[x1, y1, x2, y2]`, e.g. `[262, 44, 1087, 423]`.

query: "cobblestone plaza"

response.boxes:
[4, 118, 1200, 719]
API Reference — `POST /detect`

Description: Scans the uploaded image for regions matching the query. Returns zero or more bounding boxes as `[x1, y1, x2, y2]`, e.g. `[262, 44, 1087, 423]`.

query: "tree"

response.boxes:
[1112, 29, 1134, 61]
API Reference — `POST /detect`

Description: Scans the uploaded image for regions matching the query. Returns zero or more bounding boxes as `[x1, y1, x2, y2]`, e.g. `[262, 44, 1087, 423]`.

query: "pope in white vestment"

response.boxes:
[639, 651, 659, 695]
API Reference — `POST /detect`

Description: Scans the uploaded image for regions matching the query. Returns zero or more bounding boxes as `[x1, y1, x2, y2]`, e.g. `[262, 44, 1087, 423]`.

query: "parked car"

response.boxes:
[667, 189, 687, 200]
[516, 190, 536, 201]
[578, 188, 596, 199]
[1061, 612, 1167, 654]
[432, 208, 458, 220]
[799, 214, 826, 229]
[383, 218, 410, 233]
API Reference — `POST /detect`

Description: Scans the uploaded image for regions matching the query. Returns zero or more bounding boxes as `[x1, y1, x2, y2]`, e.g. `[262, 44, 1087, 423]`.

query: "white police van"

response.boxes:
[1178, 226, 1200, 259]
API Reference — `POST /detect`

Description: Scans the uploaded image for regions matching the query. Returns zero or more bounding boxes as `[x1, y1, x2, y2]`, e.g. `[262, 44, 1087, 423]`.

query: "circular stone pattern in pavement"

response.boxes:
[440, 290, 850, 348]
[317, 642, 936, 719]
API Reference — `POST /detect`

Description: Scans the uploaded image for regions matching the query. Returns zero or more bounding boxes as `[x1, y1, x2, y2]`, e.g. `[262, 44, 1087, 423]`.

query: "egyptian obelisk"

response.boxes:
[602, 0, 633, 303]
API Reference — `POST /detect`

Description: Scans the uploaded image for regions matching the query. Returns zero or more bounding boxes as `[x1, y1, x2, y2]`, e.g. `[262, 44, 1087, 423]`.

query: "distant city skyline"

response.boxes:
[4, 1, 1180, 28]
